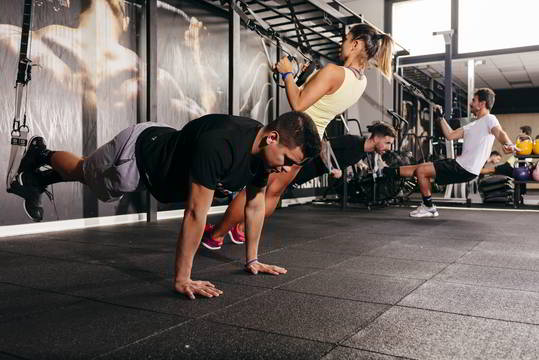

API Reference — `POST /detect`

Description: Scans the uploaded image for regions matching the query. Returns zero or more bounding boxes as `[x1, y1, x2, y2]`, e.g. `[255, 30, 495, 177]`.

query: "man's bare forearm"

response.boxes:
[496, 129, 512, 146]
[439, 117, 452, 139]
[244, 193, 265, 262]
[175, 211, 204, 282]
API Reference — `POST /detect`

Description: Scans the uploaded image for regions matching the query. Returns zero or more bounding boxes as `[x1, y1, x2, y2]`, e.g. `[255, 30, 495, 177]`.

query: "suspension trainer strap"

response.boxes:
[327, 140, 341, 172]
[286, 0, 312, 56]
[393, 73, 436, 106]
[321, 136, 341, 173]
[7, 0, 33, 190]
[228, 0, 310, 61]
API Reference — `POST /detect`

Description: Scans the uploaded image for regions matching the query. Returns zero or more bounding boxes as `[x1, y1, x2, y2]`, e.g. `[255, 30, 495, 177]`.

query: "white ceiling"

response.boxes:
[419, 51, 539, 90]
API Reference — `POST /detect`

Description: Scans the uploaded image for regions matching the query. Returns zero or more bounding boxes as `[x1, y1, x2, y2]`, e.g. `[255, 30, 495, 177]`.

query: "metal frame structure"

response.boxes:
[215, 0, 348, 63]
[139, 0, 390, 219]
[209, 0, 408, 64]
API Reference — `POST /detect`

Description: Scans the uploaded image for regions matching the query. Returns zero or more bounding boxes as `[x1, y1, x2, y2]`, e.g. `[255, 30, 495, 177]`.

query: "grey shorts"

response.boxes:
[83, 123, 172, 202]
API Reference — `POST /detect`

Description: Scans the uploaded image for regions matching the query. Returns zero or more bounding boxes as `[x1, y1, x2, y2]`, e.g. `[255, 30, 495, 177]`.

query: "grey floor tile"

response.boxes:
[45, 228, 178, 249]
[0, 252, 32, 267]
[259, 227, 343, 248]
[259, 248, 357, 269]
[192, 249, 243, 272]
[104, 251, 176, 276]
[331, 256, 447, 279]
[194, 262, 319, 289]
[4, 205, 539, 359]
[279, 270, 422, 304]
[474, 239, 539, 253]
[0, 238, 173, 266]
[0, 300, 186, 359]
[365, 243, 468, 263]
[0, 232, 59, 242]
[434, 263, 539, 292]
[458, 249, 539, 271]
[399, 281, 539, 324]
[102, 320, 333, 360]
[321, 346, 405, 360]
[0, 284, 81, 322]
[382, 236, 479, 251]
[0, 255, 159, 293]
[0, 352, 23, 359]
[291, 237, 385, 256]
[345, 307, 539, 360]
[71, 279, 267, 318]
[208, 289, 388, 343]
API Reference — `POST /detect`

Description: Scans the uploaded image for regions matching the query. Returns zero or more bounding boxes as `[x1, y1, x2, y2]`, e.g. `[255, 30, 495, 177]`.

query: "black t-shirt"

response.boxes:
[135, 114, 269, 203]
[292, 135, 366, 185]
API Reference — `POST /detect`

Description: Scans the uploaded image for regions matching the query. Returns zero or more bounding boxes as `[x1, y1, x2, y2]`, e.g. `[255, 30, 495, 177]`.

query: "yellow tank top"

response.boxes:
[303, 67, 367, 138]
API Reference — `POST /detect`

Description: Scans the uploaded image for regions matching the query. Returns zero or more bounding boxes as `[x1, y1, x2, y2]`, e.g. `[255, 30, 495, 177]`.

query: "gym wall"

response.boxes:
[0, 0, 273, 226]
[0, 0, 140, 225]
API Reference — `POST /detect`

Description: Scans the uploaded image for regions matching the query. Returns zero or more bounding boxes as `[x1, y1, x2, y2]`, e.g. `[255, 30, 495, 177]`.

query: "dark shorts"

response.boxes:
[292, 134, 365, 185]
[433, 158, 477, 185]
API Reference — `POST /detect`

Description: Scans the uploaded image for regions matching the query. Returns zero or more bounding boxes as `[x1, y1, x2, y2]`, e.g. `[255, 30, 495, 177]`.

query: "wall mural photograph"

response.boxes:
[0, 0, 281, 225]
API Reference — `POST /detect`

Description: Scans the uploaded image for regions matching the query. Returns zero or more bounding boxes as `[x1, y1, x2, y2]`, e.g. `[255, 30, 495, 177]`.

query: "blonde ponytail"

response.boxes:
[376, 34, 394, 81]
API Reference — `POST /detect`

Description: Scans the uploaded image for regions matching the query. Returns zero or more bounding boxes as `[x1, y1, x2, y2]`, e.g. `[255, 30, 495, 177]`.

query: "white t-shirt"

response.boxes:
[456, 113, 500, 175]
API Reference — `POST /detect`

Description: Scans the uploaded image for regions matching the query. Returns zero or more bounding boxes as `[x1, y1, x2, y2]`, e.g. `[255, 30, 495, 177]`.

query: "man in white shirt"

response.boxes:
[383, 88, 515, 217]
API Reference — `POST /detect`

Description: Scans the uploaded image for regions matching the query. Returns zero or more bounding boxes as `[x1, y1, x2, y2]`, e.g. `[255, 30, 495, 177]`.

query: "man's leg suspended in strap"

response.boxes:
[7, 136, 66, 221]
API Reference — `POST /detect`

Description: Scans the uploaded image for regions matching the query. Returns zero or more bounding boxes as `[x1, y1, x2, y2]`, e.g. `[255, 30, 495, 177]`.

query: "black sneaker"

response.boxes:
[7, 172, 46, 222]
[18, 136, 48, 173]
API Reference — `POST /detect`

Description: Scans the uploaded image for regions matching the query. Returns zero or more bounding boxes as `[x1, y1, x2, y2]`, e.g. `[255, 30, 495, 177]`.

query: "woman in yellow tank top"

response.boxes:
[203, 24, 396, 265]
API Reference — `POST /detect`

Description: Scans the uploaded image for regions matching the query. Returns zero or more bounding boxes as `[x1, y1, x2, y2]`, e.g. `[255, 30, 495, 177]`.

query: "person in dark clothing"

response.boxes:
[8, 111, 321, 299]
[202, 122, 396, 249]
[520, 125, 532, 137]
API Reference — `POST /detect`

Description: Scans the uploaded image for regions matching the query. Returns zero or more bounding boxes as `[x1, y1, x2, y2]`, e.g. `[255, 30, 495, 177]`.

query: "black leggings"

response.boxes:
[293, 135, 366, 185]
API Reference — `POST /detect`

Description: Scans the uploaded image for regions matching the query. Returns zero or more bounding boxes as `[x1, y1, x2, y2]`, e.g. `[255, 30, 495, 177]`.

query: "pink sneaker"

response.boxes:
[201, 224, 222, 250]
[228, 224, 245, 245]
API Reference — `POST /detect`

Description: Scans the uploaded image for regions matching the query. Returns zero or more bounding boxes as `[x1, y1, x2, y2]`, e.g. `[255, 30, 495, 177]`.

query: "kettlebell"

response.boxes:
[516, 135, 533, 156]
[513, 164, 531, 181]
[533, 138, 539, 155]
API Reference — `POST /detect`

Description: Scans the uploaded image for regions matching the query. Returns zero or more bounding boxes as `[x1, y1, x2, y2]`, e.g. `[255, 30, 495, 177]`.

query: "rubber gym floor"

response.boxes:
[1, 204, 538, 359]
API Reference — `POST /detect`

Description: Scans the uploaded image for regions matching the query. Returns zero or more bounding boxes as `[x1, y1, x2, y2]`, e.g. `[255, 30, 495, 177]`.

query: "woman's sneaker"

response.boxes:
[201, 224, 223, 250]
[228, 224, 245, 245]
[410, 204, 439, 218]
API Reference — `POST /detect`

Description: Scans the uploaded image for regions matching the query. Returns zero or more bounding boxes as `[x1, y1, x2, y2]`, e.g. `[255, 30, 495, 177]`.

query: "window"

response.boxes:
[392, 0, 452, 56]
[459, 0, 539, 53]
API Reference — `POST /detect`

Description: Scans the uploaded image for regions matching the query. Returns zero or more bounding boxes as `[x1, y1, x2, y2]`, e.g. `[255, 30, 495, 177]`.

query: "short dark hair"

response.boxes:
[474, 88, 496, 111]
[267, 111, 321, 159]
[367, 121, 397, 139]
[490, 150, 501, 157]
[520, 125, 532, 136]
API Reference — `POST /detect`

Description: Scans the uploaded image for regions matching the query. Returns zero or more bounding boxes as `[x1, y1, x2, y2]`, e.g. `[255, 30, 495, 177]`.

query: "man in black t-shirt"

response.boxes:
[9, 111, 321, 299]
[203, 122, 397, 249]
